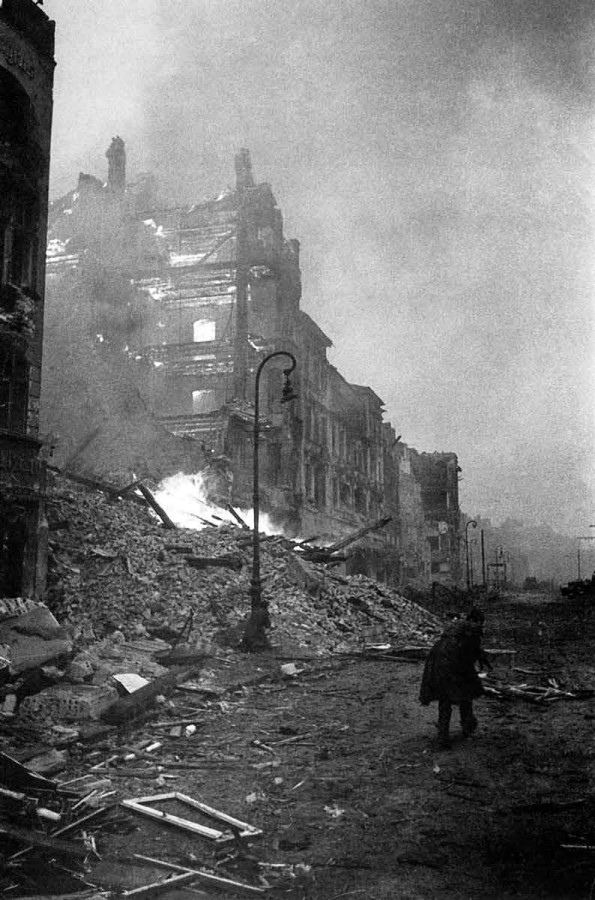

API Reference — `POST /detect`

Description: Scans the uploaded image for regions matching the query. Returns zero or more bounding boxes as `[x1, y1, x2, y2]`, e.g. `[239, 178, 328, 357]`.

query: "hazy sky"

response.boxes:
[44, 0, 595, 534]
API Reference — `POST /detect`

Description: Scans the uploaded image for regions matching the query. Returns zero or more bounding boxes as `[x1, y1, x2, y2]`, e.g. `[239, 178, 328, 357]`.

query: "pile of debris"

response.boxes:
[45, 474, 443, 654]
[0, 747, 270, 897]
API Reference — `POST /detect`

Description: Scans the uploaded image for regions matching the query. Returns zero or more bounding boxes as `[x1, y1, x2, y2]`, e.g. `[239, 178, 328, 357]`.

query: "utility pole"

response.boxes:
[481, 529, 486, 587]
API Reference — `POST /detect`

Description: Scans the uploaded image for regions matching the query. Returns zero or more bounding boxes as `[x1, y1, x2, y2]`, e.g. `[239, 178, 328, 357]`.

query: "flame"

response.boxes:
[153, 471, 281, 535]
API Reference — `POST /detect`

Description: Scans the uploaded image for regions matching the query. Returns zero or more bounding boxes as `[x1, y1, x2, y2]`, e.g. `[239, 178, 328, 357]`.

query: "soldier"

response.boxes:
[420, 607, 491, 750]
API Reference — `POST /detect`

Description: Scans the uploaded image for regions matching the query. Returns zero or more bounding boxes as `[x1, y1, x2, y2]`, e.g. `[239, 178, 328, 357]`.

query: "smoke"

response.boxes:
[45, 0, 595, 533]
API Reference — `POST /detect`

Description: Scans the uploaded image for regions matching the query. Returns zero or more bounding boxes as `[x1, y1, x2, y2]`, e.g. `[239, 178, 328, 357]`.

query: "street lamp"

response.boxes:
[241, 350, 297, 652]
[465, 519, 477, 591]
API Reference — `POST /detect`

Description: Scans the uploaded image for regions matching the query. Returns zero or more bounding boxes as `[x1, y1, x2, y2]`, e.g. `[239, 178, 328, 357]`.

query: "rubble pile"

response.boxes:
[45, 477, 442, 653]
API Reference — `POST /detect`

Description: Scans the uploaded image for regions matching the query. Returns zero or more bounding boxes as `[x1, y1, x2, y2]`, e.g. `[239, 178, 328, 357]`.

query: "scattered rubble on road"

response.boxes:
[483, 674, 595, 704]
[0, 474, 446, 896]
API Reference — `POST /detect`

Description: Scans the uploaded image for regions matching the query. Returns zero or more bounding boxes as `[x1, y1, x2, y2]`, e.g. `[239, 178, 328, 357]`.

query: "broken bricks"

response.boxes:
[19, 683, 119, 723]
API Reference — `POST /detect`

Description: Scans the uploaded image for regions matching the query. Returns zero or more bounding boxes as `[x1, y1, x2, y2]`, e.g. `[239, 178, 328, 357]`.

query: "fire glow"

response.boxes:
[153, 471, 280, 535]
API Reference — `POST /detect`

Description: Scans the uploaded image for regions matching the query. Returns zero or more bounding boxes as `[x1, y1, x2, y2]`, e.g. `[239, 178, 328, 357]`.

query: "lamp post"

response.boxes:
[241, 350, 297, 651]
[465, 519, 477, 591]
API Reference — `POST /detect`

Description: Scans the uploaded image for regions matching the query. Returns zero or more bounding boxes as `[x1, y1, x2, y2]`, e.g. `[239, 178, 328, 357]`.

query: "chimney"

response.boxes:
[234, 148, 254, 192]
[106, 136, 126, 194]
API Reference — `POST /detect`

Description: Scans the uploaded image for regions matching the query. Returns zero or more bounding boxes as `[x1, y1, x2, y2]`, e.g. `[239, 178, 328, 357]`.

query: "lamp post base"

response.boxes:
[240, 603, 272, 652]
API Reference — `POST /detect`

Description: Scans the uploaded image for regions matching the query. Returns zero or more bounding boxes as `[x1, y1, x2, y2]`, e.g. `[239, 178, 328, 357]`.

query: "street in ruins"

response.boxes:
[0, 4, 593, 900]
[1, 478, 595, 899]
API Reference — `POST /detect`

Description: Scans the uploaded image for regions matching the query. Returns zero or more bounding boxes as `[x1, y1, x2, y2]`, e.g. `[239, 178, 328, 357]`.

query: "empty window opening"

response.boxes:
[193, 319, 216, 342]
[192, 389, 219, 414]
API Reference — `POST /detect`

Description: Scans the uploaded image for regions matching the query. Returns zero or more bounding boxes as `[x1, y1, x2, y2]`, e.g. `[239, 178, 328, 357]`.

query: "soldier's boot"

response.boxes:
[437, 698, 452, 750]
[460, 700, 478, 736]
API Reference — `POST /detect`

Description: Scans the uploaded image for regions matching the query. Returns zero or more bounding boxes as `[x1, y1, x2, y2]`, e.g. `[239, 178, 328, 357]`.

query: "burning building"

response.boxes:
[45, 142, 463, 588]
[126, 149, 390, 567]
[0, 0, 55, 597]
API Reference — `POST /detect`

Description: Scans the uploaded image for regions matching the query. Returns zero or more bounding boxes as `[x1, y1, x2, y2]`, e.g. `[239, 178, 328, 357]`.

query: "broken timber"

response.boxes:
[226, 504, 250, 529]
[300, 515, 392, 562]
[184, 555, 243, 571]
[119, 873, 210, 899]
[121, 793, 262, 842]
[8, 806, 112, 862]
[135, 484, 176, 529]
[0, 823, 90, 858]
[47, 466, 146, 506]
[101, 668, 197, 724]
[133, 855, 265, 895]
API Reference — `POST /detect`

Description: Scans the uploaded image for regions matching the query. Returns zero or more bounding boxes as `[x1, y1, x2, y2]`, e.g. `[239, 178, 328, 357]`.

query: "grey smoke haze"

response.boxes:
[45, 0, 595, 534]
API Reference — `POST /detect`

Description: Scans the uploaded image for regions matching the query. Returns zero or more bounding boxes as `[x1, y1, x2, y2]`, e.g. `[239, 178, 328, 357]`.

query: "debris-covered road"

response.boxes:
[1, 479, 595, 898]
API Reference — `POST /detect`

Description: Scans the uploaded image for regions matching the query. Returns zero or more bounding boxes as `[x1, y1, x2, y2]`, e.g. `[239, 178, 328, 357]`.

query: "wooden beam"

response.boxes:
[121, 799, 225, 840]
[226, 505, 250, 529]
[129, 792, 261, 838]
[133, 855, 265, 895]
[121, 872, 209, 899]
[135, 484, 176, 529]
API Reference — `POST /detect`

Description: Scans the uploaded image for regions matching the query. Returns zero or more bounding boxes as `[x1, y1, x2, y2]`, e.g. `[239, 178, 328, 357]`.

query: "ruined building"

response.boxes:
[45, 143, 462, 587]
[42, 138, 209, 482]
[410, 451, 462, 586]
[0, 0, 55, 597]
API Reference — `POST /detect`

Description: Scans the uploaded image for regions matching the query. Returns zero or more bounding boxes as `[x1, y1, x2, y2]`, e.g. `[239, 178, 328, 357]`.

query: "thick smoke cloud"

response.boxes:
[46, 0, 595, 533]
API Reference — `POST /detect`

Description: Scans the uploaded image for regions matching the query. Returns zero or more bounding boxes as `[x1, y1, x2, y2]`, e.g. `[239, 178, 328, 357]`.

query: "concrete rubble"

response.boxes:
[0, 473, 446, 896]
[43, 475, 442, 657]
[0, 472, 443, 734]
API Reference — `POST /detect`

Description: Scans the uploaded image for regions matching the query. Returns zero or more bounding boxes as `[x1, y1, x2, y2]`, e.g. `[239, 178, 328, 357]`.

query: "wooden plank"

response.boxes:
[0, 824, 89, 858]
[133, 855, 265, 895]
[135, 484, 176, 530]
[226, 505, 250, 529]
[121, 872, 208, 899]
[123, 791, 262, 840]
[121, 799, 225, 840]
[8, 806, 110, 861]
[173, 793, 261, 837]
[184, 555, 242, 571]
[47, 466, 146, 506]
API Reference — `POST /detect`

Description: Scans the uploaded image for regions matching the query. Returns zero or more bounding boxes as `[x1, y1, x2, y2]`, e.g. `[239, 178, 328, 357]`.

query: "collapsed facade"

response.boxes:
[44, 143, 461, 588]
[0, 0, 55, 597]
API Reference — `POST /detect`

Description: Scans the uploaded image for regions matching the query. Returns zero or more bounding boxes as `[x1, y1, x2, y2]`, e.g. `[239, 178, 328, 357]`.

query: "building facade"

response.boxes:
[410, 450, 462, 587]
[45, 144, 463, 589]
[0, 0, 54, 597]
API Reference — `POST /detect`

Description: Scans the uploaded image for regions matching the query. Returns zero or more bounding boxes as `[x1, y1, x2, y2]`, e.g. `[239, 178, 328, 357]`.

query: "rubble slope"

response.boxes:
[45, 476, 442, 653]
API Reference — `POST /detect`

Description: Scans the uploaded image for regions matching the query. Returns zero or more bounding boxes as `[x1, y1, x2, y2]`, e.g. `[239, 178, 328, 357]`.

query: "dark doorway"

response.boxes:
[0, 504, 26, 596]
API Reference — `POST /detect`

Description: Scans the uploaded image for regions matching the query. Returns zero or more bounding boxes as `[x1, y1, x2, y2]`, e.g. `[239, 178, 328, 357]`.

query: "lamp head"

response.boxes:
[281, 370, 298, 404]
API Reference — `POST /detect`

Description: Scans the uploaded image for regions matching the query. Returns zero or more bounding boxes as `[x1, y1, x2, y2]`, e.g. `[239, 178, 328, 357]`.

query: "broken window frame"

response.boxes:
[121, 792, 262, 843]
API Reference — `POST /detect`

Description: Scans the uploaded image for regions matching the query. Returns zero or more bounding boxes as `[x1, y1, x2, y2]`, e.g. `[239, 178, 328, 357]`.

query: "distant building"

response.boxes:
[410, 451, 462, 587]
[0, 0, 55, 597]
[382, 426, 431, 588]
